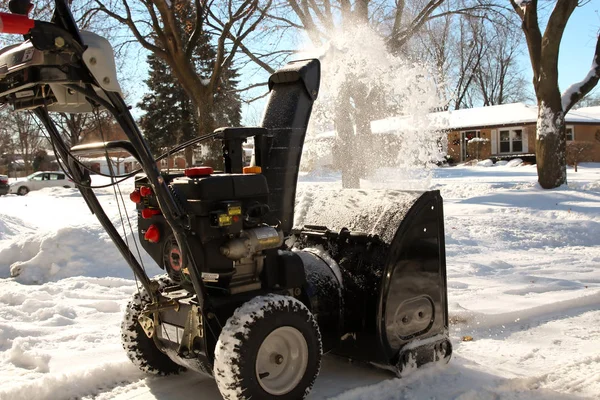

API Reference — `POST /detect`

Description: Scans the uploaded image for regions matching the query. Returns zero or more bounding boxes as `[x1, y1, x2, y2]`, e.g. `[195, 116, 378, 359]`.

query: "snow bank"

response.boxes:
[476, 159, 494, 167]
[2, 225, 136, 284]
[506, 158, 523, 167]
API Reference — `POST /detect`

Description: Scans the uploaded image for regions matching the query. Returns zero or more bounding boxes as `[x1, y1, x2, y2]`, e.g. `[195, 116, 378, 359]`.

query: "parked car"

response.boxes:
[9, 171, 74, 195]
[0, 175, 9, 196]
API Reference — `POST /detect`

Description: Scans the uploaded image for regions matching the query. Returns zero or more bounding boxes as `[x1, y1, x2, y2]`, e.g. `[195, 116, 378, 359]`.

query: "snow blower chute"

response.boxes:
[0, 1, 451, 398]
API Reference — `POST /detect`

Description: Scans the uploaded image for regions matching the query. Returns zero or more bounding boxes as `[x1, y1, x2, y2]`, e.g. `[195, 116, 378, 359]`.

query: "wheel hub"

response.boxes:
[274, 354, 284, 365]
[255, 326, 308, 395]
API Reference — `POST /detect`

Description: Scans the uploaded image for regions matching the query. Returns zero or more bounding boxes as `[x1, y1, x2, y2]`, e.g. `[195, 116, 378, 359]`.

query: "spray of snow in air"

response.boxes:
[299, 24, 446, 189]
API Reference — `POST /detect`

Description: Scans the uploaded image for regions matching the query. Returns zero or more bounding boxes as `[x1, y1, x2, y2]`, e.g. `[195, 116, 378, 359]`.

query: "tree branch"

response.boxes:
[541, 0, 577, 70]
[287, 0, 322, 44]
[232, 81, 269, 93]
[265, 12, 304, 29]
[94, 0, 167, 58]
[511, 0, 542, 87]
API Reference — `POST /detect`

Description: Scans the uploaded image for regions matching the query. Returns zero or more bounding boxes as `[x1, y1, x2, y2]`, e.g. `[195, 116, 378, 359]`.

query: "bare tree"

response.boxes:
[509, 0, 600, 189]
[576, 91, 600, 108]
[566, 141, 594, 172]
[452, 15, 486, 109]
[52, 113, 92, 148]
[414, 13, 454, 107]
[0, 108, 15, 174]
[93, 0, 274, 164]
[474, 20, 529, 106]
[415, 5, 529, 110]
[10, 112, 43, 175]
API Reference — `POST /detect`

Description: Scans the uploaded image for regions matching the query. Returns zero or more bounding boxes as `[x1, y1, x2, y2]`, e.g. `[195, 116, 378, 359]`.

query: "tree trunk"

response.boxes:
[335, 88, 359, 188]
[535, 92, 567, 189]
[196, 98, 223, 169]
[184, 146, 194, 167]
[353, 83, 374, 171]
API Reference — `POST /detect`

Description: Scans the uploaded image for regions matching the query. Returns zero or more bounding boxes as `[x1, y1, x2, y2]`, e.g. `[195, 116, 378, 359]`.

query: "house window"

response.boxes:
[566, 126, 574, 141]
[160, 158, 168, 168]
[499, 129, 525, 153]
[500, 130, 511, 153]
[512, 129, 523, 152]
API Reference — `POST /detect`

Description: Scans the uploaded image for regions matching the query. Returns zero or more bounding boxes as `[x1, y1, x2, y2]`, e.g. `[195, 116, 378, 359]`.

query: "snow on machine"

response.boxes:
[0, 1, 451, 398]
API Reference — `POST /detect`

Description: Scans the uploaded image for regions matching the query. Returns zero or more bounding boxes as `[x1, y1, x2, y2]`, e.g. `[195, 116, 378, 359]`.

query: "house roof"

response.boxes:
[440, 103, 539, 130]
[568, 106, 600, 123]
[306, 103, 600, 141]
[370, 103, 600, 133]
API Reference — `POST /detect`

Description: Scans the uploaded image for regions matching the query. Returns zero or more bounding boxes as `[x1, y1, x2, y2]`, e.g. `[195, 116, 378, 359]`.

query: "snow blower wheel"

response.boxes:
[214, 295, 322, 400]
[121, 276, 184, 375]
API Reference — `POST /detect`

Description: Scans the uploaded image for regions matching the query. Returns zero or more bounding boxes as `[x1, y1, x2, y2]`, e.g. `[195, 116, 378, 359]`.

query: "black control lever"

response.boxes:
[214, 127, 268, 173]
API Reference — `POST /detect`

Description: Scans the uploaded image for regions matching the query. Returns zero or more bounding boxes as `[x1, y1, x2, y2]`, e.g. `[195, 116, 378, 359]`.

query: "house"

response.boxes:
[303, 103, 600, 170]
[440, 103, 600, 163]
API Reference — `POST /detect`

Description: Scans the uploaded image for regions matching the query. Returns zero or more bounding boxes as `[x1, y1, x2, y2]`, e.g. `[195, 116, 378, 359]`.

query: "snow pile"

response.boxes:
[476, 159, 494, 167]
[0, 276, 145, 400]
[0, 180, 159, 284]
[3, 226, 127, 284]
[506, 158, 524, 167]
[468, 137, 489, 143]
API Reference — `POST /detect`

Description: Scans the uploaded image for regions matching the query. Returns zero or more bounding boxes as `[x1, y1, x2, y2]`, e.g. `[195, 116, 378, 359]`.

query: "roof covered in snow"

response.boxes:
[568, 106, 600, 122]
[440, 103, 539, 130]
[370, 103, 600, 133]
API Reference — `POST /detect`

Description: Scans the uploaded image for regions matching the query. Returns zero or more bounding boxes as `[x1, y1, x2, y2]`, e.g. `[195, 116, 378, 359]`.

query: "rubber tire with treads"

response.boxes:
[214, 294, 322, 400]
[17, 186, 29, 196]
[121, 275, 184, 375]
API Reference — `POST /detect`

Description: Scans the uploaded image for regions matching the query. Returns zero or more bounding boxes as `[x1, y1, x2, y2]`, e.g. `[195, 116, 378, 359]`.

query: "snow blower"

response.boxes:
[0, 1, 451, 398]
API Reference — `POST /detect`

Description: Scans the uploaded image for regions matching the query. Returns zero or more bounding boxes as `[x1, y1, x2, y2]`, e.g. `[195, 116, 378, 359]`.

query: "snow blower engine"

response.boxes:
[0, 2, 451, 398]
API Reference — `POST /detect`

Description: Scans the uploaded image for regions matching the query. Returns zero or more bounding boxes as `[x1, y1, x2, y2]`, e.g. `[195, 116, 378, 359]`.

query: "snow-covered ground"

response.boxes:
[1, 164, 599, 400]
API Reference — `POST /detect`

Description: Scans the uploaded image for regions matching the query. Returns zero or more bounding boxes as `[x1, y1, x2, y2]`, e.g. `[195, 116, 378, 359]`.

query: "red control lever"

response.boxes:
[0, 12, 35, 34]
[141, 208, 162, 219]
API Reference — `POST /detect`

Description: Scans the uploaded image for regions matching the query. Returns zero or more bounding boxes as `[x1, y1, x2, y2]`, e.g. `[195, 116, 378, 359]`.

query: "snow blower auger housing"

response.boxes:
[0, 1, 451, 398]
